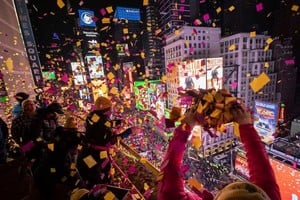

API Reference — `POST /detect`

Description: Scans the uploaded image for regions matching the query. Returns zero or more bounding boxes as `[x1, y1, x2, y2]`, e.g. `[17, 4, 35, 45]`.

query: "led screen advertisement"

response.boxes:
[70, 62, 87, 85]
[114, 7, 141, 21]
[134, 80, 165, 118]
[234, 153, 300, 199]
[86, 55, 105, 79]
[253, 101, 279, 142]
[178, 57, 223, 90]
[78, 9, 96, 27]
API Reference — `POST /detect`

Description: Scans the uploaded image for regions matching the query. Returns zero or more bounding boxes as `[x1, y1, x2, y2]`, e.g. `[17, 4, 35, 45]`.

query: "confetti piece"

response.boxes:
[100, 151, 108, 159]
[203, 13, 210, 21]
[228, 44, 235, 51]
[47, 143, 54, 151]
[291, 4, 299, 12]
[250, 31, 256, 38]
[50, 168, 56, 173]
[91, 113, 100, 122]
[216, 7, 222, 14]
[143, 0, 149, 6]
[188, 178, 203, 190]
[144, 183, 149, 191]
[266, 37, 273, 44]
[102, 18, 110, 24]
[57, 0, 65, 9]
[106, 6, 113, 14]
[100, 8, 106, 16]
[104, 191, 115, 200]
[249, 72, 270, 93]
[83, 155, 97, 168]
[104, 121, 111, 127]
[228, 5, 235, 12]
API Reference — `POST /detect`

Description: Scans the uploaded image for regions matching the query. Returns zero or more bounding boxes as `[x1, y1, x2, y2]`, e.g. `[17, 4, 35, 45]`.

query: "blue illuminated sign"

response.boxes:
[78, 9, 96, 27]
[114, 7, 141, 21]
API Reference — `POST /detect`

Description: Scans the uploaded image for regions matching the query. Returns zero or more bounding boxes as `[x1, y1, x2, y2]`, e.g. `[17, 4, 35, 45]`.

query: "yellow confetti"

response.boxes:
[107, 72, 115, 80]
[250, 31, 256, 38]
[249, 72, 270, 93]
[144, 183, 149, 191]
[104, 191, 115, 200]
[50, 168, 56, 173]
[264, 62, 269, 68]
[123, 28, 129, 34]
[228, 44, 235, 51]
[191, 137, 202, 149]
[102, 18, 110, 24]
[100, 151, 108, 159]
[91, 113, 100, 123]
[83, 155, 97, 168]
[143, 0, 149, 6]
[188, 178, 203, 190]
[216, 7, 222, 14]
[228, 5, 235, 12]
[5, 58, 13, 71]
[57, 0, 65, 8]
[104, 121, 111, 127]
[266, 37, 273, 44]
[106, 6, 113, 13]
[291, 4, 299, 12]
[47, 143, 54, 151]
[264, 45, 269, 51]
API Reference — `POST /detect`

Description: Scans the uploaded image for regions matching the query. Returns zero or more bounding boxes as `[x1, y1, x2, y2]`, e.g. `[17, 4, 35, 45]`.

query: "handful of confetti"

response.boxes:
[180, 88, 242, 134]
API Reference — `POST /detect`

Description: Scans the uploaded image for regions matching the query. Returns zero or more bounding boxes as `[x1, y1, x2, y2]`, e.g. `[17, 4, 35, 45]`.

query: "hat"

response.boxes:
[95, 96, 112, 110]
[47, 102, 64, 114]
[215, 182, 270, 200]
[15, 92, 29, 102]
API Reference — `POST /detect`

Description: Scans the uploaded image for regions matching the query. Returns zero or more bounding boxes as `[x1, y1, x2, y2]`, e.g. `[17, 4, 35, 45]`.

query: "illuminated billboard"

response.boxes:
[78, 10, 96, 27]
[86, 55, 105, 79]
[253, 101, 279, 142]
[70, 62, 87, 85]
[134, 80, 165, 118]
[116, 43, 129, 56]
[178, 58, 223, 90]
[114, 7, 141, 21]
[234, 153, 300, 199]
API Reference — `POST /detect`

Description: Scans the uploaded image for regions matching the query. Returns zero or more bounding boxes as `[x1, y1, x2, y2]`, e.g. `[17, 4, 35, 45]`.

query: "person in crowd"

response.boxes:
[32, 116, 83, 200]
[0, 117, 8, 164]
[12, 92, 29, 119]
[77, 96, 140, 188]
[30, 101, 64, 142]
[11, 99, 37, 146]
[158, 105, 281, 200]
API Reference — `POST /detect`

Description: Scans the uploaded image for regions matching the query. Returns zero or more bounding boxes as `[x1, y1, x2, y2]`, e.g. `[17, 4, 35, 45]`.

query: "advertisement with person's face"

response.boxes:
[178, 58, 223, 90]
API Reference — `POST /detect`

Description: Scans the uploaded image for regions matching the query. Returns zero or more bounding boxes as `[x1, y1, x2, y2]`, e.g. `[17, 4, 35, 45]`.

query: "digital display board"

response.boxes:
[134, 80, 165, 117]
[70, 62, 87, 85]
[78, 9, 96, 27]
[178, 58, 223, 90]
[42, 71, 56, 80]
[114, 7, 141, 21]
[253, 101, 279, 142]
[234, 153, 300, 200]
[86, 55, 104, 79]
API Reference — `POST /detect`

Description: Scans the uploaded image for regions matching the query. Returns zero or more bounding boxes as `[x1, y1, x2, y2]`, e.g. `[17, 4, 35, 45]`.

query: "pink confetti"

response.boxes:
[203, 13, 210, 21]
[285, 59, 295, 65]
[128, 166, 136, 174]
[100, 8, 106, 16]
[231, 82, 238, 88]
[179, 6, 185, 12]
[256, 3, 264, 12]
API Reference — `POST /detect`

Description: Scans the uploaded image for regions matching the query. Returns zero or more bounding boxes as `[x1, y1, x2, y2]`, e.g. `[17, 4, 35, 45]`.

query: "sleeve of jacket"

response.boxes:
[239, 124, 281, 200]
[158, 124, 208, 200]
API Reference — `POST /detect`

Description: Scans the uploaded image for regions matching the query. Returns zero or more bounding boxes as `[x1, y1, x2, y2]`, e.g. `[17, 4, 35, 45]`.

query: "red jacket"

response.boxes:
[158, 124, 281, 200]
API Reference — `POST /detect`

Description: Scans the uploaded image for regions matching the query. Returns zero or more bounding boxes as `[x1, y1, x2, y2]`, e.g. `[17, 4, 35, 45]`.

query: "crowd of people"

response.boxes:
[0, 91, 283, 200]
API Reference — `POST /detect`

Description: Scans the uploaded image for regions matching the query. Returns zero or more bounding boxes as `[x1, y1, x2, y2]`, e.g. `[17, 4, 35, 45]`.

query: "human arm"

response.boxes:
[232, 108, 281, 200]
[158, 111, 211, 200]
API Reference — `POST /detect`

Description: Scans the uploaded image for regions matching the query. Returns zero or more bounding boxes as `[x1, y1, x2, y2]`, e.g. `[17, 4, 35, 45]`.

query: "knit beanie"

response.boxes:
[95, 96, 112, 111]
[214, 182, 270, 200]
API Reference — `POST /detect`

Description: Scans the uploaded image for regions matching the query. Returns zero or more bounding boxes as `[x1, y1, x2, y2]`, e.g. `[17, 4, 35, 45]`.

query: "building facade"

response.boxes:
[220, 33, 277, 108]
